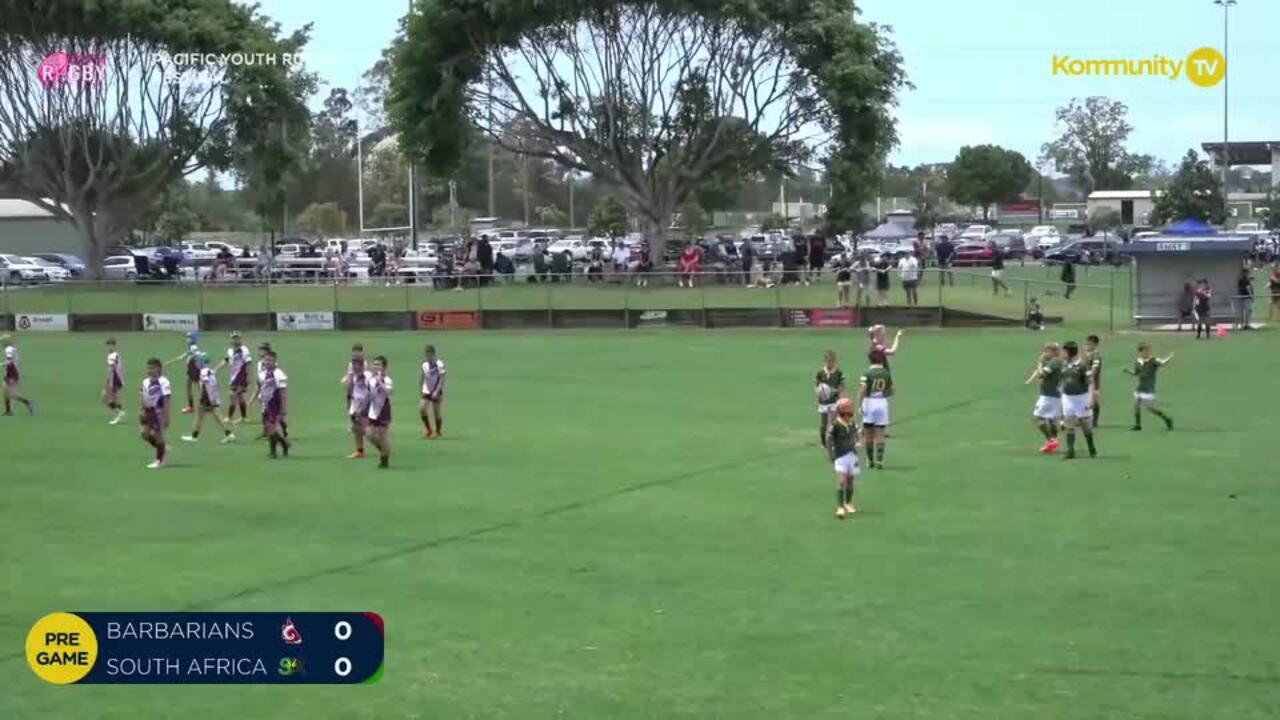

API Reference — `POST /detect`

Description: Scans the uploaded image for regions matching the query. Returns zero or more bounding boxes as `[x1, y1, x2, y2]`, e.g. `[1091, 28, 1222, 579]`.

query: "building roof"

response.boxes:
[1201, 141, 1280, 166]
[1087, 190, 1155, 201]
[1122, 236, 1253, 256]
[0, 198, 62, 220]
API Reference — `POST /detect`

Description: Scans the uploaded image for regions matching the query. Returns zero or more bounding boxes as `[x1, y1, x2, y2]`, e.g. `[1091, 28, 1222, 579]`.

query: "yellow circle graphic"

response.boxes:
[26, 612, 98, 685]
[1186, 47, 1226, 88]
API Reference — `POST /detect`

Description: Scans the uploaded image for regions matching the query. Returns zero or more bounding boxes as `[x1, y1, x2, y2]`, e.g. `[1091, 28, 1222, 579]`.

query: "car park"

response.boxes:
[32, 253, 87, 277]
[990, 231, 1028, 259]
[0, 254, 50, 284]
[952, 242, 997, 266]
[549, 236, 590, 261]
[100, 255, 140, 280]
[1025, 225, 1061, 250]
[26, 257, 71, 282]
[1043, 238, 1122, 265]
[958, 224, 993, 241]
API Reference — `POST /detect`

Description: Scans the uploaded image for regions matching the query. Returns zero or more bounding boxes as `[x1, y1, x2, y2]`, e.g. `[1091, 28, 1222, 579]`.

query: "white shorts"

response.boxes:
[861, 397, 890, 427]
[1063, 393, 1091, 419]
[991, 269, 1004, 279]
[833, 452, 860, 476]
[1033, 395, 1062, 419]
[1134, 392, 1156, 405]
[818, 403, 837, 415]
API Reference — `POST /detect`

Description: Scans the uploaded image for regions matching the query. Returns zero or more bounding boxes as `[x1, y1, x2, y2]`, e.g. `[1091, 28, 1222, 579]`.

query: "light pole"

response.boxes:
[1215, 0, 1236, 221]
[407, 0, 420, 248]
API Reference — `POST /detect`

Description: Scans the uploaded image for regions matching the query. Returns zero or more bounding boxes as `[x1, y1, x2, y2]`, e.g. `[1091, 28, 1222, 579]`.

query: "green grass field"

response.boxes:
[4, 325, 1280, 719]
[2, 264, 1130, 328]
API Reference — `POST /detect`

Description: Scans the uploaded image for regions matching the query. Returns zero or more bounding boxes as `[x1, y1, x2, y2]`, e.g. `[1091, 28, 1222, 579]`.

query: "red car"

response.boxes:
[952, 241, 996, 266]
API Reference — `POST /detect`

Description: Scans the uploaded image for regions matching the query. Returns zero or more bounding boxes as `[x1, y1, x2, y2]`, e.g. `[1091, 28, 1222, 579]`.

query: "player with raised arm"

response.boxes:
[343, 342, 365, 410]
[868, 324, 902, 369]
[163, 331, 201, 414]
[256, 342, 288, 439]
[251, 350, 290, 458]
[858, 349, 893, 469]
[2, 336, 34, 416]
[181, 353, 235, 444]
[1025, 342, 1064, 453]
[814, 350, 845, 448]
[1059, 341, 1097, 460]
[215, 332, 252, 425]
[138, 358, 172, 468]
[366, 356, 394, 468]
[419, 344, 447, 438]
[827, 397, 860, 519]
[344, 355, 371, 459]
[1085, 334, 1103, 426]
[103, 338, 126, 424]
[1125, 343, 1174, 431]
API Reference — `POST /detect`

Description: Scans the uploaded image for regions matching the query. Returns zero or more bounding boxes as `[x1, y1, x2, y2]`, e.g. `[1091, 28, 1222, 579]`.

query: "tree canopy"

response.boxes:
[1040, 97, 1153, 195]
[944, 145, 1032, 220]
[389, 0, 905, 252]
[1150, 150, 1226, 226]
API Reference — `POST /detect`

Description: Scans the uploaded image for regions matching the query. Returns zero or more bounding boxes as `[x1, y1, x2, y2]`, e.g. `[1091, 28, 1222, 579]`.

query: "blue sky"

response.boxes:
[259, 0, 1280, 168]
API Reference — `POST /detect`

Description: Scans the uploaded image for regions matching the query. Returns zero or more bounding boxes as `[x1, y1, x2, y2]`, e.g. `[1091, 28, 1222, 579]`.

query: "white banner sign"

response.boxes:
[15, 313, 69, 332]
[276, 311, 335, 331]
[142, 313, 199, 333]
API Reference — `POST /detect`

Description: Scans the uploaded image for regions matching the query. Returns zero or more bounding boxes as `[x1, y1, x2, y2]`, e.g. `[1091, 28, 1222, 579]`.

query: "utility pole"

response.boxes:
[1215, 0, 1237, 222]
[407, 0, 420, 248]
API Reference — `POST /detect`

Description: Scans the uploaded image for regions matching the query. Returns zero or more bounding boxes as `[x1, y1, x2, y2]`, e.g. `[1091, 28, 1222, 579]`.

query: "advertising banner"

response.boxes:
[15, 313, 69, 331]
[276, 311, 335, 331]
[416, 311, 481, 330]
[142, 313, 199, 332]
[810, 308, 856, 327]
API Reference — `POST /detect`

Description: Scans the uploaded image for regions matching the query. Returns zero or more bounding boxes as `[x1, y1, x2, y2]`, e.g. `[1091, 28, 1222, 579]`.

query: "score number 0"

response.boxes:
[334, 620, 353, 678]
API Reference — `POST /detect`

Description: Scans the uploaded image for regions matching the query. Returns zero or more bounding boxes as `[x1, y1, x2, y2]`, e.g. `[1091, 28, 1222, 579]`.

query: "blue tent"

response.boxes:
[1163, 218, 1218, 235]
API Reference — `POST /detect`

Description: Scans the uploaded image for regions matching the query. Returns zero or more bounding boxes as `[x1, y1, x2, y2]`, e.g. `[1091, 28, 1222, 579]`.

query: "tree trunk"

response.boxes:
[71, 205, 106, 281]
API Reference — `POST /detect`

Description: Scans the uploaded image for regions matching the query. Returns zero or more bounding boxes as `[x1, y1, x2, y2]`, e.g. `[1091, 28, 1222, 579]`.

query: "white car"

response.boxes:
[102, 255, 139, 281]
[1234, 222, 1270, 239]
[548, 237, 589, 261]
[181, 242, 220, 260]
[25, 257, 70, 282]
[959, 224, 993, 241]
[0, 254, 50, 284]
[1025, 225, 1061, 250]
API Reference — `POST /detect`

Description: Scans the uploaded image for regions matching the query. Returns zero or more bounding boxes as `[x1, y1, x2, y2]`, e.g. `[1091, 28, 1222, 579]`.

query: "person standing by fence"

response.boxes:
[1235, 264, 1255, 330]
[991, 251, 1009, 296]
[1193, 279, 1213, 339]
[935, 235, 955, 286]
[1060, 258, 1076, 299]
[898, 252, 920, 306]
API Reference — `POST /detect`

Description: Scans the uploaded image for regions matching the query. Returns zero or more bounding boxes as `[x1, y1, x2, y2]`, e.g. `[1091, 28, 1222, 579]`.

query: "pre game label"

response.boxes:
[27, 612, 383, 685]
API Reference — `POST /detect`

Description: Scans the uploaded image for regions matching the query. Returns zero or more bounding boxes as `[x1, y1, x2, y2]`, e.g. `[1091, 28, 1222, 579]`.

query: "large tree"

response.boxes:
[1040, 97, 1153, 195]
[944, 145, 1032, 220]
[0, 0, 312, 276]
[1150, 149, 1226, 226]
[389, 0, 905, 256]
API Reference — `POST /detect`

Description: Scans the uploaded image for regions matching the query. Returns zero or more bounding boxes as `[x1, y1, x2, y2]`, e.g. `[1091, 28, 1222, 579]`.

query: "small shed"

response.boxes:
[1122, 235, 1252, 326]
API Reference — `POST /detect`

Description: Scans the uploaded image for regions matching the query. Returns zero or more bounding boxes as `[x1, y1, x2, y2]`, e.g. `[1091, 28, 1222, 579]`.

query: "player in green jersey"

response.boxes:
[1025, 342, 1064, 453]
[858, 349, 894, 469]
[815, 350, 846, 448]
[1059, 341, 1097, 459]
[826, 397, 860, 519]
[1085, 334, 1102, 425]
[1124, 342, 1174, 431]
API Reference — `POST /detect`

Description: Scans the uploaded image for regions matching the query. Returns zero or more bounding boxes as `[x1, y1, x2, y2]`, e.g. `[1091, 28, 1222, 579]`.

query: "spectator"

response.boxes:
[739, 237, 755, 285]
[494, 251, 515, 282]
[611, 240, 631, 278]
[935, 235, 955, 286]
[833, 253, 853, 308]
[531, 243, 550, 283]
[872, 254, 891, 306]
[792, 235, 811, 285]
[1176, 281, 1196, 331]
[1236, 263, 1255, 330]
[634, 243, 654, 287]
[853, 255, 871, 307]
[241, 246, 251, 259]
[1026, 297, 1045, 331]
[808, 234, 827, 284]
[586, 246, 605, 283]
[913, 231, 928, 269]
[550, 249, 572, 283]
[991, 250, 1009, 296]
[1194, 278, 1213, 339]
[1269, 261, 1280, 320]
[476, 235, 494, 285]
[1060, 257, 1076, 299]
[897, 251, 920, 306]
[677, 243, 702, 288]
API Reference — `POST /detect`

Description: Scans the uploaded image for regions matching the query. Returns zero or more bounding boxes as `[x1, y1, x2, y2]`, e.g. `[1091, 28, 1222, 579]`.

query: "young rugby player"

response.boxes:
[1125, 343, 1174, 431]
[215, 332, 252, 424]
[138, 358, 172, 468]
[163, 331, 201, 414]
[343, 342, 365, 410]
[344, 355, 371, 459]
[827, 397, 860, 519]
[103, 338, 126, 424]
[868, 325, 902, 368]
[858, 349, 893, 469]
[181, 353, 235, 444]
[1059, 341, 1097, 459]
[257, 342, 288, 438]
[1025, 342, 1064, 453]
[366, 356, 394, 468]
[419, 345, 447, 438]
[2, 336, 34, 416]
[814, 350, 845, 447]
[252, 350, 290, 458]
[1085, 334, 1103, 425]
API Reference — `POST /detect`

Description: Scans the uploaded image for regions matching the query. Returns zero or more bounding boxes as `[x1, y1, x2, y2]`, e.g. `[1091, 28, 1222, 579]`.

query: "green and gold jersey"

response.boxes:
[1061, 359, 1090, 396]
[828, 418, 858, 458]
[815, 367, 845, 394]
[1086, 350, 1102, 388]
[860, 365, 893, 398]
[1038, 358, 1065, 397]
[1133, 357, 1162, 394]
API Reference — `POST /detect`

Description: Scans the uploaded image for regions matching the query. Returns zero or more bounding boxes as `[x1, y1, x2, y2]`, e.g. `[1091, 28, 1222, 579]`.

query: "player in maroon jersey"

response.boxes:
[163, 331, 201, 414]
[419, 344, 446, 438]
[344, 355, 371, 459]
[2, 336, 34, 416]
[251, 350, 290, 458]
[215, 332, 252, 424]
[366, 355, 394, 468]
[342, 341, 365, 410]
[103, 338, 126, 424]
[138, 358, 172, 468]
[867, 324, 902, 368]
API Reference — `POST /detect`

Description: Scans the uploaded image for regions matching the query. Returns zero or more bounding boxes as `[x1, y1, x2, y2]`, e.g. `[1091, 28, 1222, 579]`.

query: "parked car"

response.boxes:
[1025, 225, 1061, 250]
[1044, 239, 1122, 266]
[32, 253, 87, 277]
[549, 236, 589, 261]
[25, 256, 71, 282]
[958, 224, 993, 241]
[181, 242, 220, 261]
[102, 255, 140, 280]
[0, 254, 50, 284]
[952, 242, 997, 266]
[990, 231, 1028, 259]
[1233, 222, 1271, 239]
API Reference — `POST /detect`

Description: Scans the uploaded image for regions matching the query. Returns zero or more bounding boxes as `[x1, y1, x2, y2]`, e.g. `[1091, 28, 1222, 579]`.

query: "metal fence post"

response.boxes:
[66, 281, 74, 315]
[936, 269, 944, 325]
[1109, 267, 1115, 334]
[332, 281, 339, 314]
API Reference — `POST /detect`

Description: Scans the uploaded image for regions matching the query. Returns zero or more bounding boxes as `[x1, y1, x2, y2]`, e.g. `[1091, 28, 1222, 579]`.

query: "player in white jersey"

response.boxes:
[419, 344, 446, 438]
[256, 342, 288, 438]
[103, 337, 126, 424]
[2, 336, 34, 416]
[251, 350, 290, 459]
[344, 355, 372, 459]
[139, 358, 172, 468]
[214, 331, 252, 424]
[181, 353, 235, 444]
[366, 355, 394, 468]
[163, 331, 201, 414]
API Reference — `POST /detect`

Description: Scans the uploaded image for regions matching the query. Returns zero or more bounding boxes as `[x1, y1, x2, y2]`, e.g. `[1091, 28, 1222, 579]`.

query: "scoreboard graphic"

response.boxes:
[26, 612, 383, 685]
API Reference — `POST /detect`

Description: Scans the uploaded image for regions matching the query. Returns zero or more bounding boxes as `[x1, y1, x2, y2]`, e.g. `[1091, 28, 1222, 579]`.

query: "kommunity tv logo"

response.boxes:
[1052, 47, 1226, 87]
